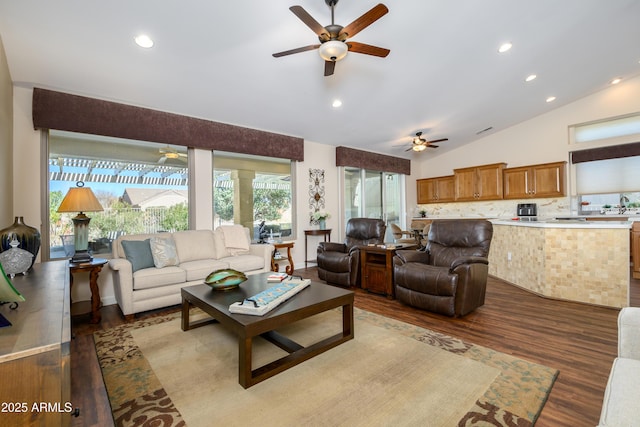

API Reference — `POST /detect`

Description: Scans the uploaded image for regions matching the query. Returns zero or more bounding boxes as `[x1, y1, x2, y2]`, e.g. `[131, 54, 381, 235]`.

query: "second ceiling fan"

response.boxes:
[273, 1, 390, 76]
[406, 132, 448, 152]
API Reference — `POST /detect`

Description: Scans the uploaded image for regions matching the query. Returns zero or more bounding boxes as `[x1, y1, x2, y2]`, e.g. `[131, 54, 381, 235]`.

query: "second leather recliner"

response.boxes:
[317, 218, 386, 287]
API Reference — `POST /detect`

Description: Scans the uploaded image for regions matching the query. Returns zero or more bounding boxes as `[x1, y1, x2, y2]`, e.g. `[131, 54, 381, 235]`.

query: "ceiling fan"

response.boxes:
[158, 146, 187, 163]
[406, 132, 448, 152]
[272, 0, 390, 76]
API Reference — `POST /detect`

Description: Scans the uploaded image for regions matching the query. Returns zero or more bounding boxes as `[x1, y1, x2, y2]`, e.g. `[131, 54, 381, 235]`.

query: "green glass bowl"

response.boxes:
[204, 269, 247, 291]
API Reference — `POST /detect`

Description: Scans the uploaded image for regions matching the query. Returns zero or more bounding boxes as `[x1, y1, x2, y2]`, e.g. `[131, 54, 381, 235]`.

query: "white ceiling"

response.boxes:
[1, 0, 639, 159]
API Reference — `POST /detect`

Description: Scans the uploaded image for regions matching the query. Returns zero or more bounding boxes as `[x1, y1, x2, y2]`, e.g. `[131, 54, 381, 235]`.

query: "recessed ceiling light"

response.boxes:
[332, 99, 343, 108]
[498, 42, 512, 53]
[525, 74, 537, 82]
[135, 34, 154, 48]
[546, 96, 556, 103]
[610, 78, 622, 85]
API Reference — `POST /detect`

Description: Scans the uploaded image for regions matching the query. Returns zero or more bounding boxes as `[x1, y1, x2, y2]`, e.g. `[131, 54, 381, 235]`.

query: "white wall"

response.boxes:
[0, 36, 13, 226]
[418, 75, 640, 176]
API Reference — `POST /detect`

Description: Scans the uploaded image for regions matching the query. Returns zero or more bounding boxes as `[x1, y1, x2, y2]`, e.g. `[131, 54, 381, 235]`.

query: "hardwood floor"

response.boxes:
[71, 269, 639, 427]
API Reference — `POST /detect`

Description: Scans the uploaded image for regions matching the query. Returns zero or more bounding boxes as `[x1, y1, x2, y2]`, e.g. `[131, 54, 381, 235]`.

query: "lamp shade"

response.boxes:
[318, 40, 348, 62]
[57, 186, 104, 213]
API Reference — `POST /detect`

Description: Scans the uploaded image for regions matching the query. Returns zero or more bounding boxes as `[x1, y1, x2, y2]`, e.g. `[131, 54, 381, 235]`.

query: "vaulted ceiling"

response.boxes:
[1, 0, 639, 159]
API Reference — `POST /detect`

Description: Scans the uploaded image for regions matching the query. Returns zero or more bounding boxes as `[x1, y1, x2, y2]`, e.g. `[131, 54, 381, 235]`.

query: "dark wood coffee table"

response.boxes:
[181, 273, 354, 388]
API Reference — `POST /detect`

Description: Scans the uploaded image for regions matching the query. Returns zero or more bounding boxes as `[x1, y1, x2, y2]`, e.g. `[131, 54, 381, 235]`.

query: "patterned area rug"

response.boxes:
[94, 308, 557, 426]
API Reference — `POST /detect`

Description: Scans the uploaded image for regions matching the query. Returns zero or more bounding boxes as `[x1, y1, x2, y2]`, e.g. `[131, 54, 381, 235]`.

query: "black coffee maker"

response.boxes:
[517, 203, 537, 217]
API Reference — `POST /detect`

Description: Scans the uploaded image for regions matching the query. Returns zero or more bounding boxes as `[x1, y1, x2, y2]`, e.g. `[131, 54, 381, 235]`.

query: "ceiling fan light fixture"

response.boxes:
[319, 40, 348, 62]
[413, 144, 427, 152]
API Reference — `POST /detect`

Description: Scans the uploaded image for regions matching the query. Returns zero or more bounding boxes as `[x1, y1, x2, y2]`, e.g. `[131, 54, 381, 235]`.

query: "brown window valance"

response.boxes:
[571, 141, 640, 164]
[32, 88, 304, 161]
[335, 146, 411, 175]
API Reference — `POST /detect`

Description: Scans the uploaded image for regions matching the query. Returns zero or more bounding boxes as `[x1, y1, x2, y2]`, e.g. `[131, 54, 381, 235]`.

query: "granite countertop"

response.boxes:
[412, 216, 635, 228]
[490, 219, 631, 229]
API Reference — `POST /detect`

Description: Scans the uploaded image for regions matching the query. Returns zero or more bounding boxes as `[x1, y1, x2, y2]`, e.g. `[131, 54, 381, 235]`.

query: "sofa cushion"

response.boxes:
[133, 266, 186, 290]
[180, 259, 230, 282]
[225, 254, 265, 272]
[150, 235, 179, 268]
[121, 239, 155, 272]
[173, 230, 216, 262]
[599, 357, 640, 426]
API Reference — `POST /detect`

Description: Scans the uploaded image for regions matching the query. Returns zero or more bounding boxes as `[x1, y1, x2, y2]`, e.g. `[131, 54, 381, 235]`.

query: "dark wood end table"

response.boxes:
[69, 257, 108, 324]
[360, 244, 417, 299]
[181, 273, 354, 388]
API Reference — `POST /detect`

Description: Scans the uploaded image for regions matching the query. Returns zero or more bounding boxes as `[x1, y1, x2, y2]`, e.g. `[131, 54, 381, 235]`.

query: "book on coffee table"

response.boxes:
[229, 278, 311, 316]
[267, 272, 288, 282]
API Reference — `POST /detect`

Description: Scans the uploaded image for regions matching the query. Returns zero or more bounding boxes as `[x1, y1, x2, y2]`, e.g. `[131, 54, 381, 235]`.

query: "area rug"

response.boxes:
[94, 308, 557, 426]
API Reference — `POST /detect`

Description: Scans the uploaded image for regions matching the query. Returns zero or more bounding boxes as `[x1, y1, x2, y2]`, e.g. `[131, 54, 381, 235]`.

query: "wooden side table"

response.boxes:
[271, 242, 295, 275]
[69, 257, 108, 324]
[304, 229, 331, 268]
[360, 244, 416, 299]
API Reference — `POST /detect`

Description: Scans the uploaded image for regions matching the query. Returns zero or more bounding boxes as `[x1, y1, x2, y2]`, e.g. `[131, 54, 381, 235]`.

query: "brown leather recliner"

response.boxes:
[393, 219, 493, 317]
[317, 218, 386, 287]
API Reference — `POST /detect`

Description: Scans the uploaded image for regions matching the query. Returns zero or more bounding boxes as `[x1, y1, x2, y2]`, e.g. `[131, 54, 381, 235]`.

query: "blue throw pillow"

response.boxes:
[121, 239, 155, 272]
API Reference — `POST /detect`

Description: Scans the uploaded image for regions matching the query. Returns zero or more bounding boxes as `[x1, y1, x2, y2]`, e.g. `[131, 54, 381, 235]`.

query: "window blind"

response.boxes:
[576, 156, 640, 194]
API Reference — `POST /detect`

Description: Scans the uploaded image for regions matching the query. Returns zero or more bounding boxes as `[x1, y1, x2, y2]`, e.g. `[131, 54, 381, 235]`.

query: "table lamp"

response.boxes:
[57, 181, 103, 263]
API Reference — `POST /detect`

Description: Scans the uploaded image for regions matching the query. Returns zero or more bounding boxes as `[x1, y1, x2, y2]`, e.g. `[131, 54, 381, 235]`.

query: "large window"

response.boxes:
[213, 151, 294, 242]
[47, 131, 189, 259]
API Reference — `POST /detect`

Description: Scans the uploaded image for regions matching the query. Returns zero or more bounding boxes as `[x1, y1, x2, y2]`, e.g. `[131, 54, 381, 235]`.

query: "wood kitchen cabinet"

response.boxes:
[503, 161, 566, 199]
[454, 163, 506, 201]
[417, 175, 455, 203]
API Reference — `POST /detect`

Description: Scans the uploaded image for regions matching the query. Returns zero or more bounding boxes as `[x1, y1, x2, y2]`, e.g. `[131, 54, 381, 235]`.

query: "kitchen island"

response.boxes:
[488, 219, 630, 308]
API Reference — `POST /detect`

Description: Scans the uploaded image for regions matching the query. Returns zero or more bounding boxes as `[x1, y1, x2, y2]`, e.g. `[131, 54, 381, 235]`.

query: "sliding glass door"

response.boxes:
[343, 167, 405, 241]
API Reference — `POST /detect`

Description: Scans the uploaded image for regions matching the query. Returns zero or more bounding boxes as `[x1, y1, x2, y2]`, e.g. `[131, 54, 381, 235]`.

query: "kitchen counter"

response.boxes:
[489, 221, 629, 308]
[491, 219, 632, 229]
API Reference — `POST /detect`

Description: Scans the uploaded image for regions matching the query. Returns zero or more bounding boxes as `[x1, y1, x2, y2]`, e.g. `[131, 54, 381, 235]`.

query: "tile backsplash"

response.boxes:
[415, 197, 571, 219]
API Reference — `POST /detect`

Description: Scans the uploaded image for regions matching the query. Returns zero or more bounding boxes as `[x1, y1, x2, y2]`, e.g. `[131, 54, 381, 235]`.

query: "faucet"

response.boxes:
[620, 195, 629, 214]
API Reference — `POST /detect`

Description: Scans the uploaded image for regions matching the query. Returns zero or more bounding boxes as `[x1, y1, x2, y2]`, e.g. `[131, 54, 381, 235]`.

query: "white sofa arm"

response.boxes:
[249, 243, 275, 273]
[108, 258, 135, 316]
[618, 307, 640, 360]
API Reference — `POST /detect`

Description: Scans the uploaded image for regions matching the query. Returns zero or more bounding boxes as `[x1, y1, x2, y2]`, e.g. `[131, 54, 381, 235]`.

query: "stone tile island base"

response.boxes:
[489, 223, 629, 308]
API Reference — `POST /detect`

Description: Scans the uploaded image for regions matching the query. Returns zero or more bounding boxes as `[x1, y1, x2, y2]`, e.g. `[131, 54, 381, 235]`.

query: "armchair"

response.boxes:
[393, 219, 493, 317]
[317, 218, 386, 287]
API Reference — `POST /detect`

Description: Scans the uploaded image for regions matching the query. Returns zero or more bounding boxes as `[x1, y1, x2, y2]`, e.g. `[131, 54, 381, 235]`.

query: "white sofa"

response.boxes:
[108, 226, 274, 320]
[598, 307, 640, 426]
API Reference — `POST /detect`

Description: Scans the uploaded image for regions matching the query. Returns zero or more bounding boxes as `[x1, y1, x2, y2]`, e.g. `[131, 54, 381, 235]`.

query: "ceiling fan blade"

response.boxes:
[427, 145, 439, 148]
[340, 3, 389, 39]
[273, 44, 321, 58]
[324, 60, 336, 76]
[347, 41, 390, 58]
[289, 6, 328, 37]
[426, 138, 448, 144]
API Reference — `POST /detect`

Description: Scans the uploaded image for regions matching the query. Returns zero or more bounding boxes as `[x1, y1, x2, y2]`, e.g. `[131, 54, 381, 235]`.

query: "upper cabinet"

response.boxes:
[454, 163, 506, 201]
[417, 175, 455, 203]
[503, 161, 566, 199]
